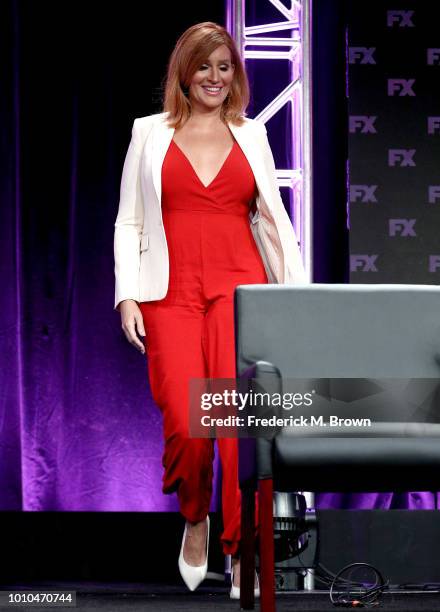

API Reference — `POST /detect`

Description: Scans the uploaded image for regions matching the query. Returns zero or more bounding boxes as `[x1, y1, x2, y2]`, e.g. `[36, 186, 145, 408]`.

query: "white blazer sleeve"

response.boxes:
[257, 121, 307, 284]
[113, 119, 144, 311]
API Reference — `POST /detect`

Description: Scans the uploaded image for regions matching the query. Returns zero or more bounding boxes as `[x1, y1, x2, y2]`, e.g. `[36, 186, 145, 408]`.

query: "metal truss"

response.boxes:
[226, 0, 313, 279]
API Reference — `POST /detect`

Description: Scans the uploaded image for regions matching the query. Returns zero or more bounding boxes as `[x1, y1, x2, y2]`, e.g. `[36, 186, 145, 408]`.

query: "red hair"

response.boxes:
[163, 22, 250, 129]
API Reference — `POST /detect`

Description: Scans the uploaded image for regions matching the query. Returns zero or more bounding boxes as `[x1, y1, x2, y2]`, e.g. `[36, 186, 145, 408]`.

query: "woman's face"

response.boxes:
[188, 44, 235, 113]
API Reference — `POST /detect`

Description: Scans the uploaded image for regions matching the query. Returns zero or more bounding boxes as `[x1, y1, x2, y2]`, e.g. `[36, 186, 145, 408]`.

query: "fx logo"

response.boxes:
[429, 186, 440, 203]
[388, 149, 416, 166]
[387, 10, 414, 27]
[387, 79, 415, 96]
[427, 49, 440, 65]
[428, 117, 440, 134]
[349, 47, 376, 64]
[350, 185, 378, 203]
[350, 255, 378, 272]
[349, 116, 377, 134]
[429, 256, 440, 272]
[389, 219, 417, 237]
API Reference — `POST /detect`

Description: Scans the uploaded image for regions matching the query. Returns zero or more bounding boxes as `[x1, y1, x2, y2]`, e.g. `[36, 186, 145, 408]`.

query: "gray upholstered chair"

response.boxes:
[234, 284, 440, 611]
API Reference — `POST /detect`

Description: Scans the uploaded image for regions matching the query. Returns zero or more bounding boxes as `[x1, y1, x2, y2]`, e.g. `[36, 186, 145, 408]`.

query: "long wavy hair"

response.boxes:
[163, 22, 250, 129]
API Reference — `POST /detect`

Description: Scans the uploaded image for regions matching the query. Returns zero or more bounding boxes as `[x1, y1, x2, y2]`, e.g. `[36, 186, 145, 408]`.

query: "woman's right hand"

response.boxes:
[119, 300, 146, 354]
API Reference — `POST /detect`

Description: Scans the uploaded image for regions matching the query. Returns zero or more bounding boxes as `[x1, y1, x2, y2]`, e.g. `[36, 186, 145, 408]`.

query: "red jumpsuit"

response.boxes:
[139, 136, 268, 556]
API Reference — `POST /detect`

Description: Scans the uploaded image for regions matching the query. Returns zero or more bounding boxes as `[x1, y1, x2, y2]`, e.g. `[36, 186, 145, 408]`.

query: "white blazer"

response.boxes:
[114, 111, 306, 310]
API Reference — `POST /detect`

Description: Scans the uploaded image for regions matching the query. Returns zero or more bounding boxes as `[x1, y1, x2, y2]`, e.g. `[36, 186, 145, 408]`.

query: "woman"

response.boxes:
[114, 21, 306, 598]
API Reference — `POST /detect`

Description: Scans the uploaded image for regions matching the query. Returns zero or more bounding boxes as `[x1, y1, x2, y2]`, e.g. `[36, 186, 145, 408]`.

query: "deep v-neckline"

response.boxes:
[171, 139, 236, 189]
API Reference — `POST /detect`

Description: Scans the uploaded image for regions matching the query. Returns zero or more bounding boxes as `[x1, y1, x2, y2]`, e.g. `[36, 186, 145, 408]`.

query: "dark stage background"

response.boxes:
[1, 0, 437, 522]
[349, 1, 440, 282]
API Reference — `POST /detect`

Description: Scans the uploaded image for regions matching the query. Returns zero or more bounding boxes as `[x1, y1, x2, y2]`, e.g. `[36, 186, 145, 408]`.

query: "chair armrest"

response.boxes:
[238, 361, 282, 487]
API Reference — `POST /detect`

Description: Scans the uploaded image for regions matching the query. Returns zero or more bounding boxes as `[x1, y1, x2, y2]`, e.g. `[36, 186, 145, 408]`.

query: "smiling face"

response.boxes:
[188, 44, 235, 114]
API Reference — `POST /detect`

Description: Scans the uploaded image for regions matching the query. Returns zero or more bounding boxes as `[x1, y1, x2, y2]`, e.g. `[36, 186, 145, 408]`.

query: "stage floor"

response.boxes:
[0, 582, 439, 611]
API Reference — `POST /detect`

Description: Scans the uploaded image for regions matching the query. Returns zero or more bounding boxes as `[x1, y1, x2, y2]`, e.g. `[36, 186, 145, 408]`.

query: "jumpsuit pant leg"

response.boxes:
[203, 297, 259, 557]
[140, 300, 215, 524]
[140, 297, 248, 555]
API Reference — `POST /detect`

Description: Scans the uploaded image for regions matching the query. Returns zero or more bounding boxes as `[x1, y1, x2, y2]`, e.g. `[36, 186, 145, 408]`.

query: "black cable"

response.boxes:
[329, 562, 387, 608]
[288, 533, 388, 607]
[294, 540, 379, 590]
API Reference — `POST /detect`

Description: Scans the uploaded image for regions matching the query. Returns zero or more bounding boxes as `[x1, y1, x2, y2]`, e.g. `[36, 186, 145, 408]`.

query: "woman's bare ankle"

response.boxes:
[232, 557, 240, 587]
[183, 518, 208, 566]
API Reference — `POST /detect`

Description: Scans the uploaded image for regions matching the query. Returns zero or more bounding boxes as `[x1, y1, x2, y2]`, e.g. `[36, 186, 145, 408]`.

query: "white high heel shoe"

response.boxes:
[178, 515, 210, 591]
[229, 563, 260, 600]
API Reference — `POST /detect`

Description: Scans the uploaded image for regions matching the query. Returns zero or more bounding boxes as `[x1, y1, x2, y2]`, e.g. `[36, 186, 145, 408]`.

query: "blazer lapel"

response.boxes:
[151, 115, 175, 206]
[227, 120, 274, 213]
